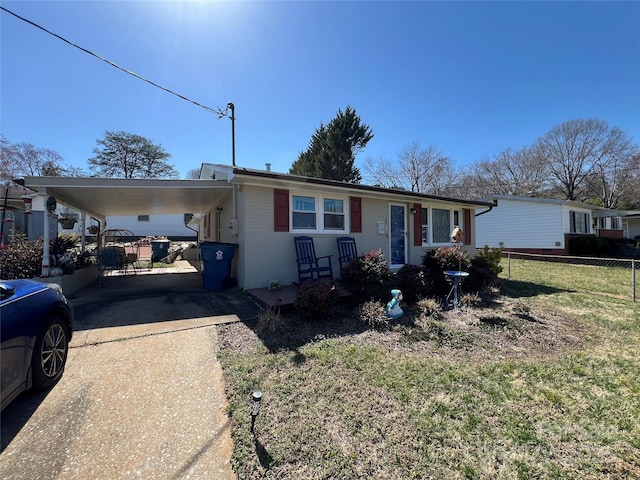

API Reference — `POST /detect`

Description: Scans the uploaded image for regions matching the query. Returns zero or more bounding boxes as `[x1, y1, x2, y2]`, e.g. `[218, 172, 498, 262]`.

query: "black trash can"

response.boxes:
[151, 239, 170, 261]
[200, 242, 238, 290]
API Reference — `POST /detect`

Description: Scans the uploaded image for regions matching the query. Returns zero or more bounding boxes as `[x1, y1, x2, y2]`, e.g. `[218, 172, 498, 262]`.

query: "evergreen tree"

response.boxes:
[290, 106, 373, 183]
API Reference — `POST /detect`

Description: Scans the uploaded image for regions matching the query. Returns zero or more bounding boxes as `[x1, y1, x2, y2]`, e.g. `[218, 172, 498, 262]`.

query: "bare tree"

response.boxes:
[0, 135, 82, 180]
[535, 119, 636, 202]
[363, 141, 457, 195]
[186, 168, 201, 179]
[586, 151, 640, 209]
[459, 146, 550, 198]
[362, 155, 402, 188]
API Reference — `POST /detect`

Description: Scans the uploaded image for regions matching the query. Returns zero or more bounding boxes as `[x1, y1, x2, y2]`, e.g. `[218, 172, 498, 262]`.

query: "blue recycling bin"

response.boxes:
[200, 242, 238, 290]
[151, 239, 170, 261]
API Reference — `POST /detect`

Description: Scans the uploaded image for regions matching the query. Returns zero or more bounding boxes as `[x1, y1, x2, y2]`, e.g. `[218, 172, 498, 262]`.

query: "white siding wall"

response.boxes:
[624, 218, 640, 240]
[476, 199, 564, 249]
[105, 214, 195, 238]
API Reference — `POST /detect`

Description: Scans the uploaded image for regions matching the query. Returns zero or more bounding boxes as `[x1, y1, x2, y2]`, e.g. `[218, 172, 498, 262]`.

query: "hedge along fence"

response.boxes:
[502, 251, 638, 303]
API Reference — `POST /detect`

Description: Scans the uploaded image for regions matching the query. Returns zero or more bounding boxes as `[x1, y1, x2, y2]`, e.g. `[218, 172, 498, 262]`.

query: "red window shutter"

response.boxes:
[274, 189, 289, 232]
[413, 203, 422, 246]
[464, 208, 472, 245]
[350, 197, 362, 233]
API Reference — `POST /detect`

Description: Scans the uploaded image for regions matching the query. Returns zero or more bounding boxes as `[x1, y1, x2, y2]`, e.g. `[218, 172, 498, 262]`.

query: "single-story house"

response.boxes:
[197, 164, 495, 290]
[475, 195, 625, 254]
[18, 166, 494, 288]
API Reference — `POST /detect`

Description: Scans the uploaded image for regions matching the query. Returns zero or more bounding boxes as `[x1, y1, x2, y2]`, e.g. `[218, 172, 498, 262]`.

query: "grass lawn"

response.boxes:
[217, 262, 640, 479]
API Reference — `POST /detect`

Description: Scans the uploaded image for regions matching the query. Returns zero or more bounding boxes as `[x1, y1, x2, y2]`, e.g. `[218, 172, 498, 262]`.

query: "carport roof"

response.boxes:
[20, 176, 232, 219]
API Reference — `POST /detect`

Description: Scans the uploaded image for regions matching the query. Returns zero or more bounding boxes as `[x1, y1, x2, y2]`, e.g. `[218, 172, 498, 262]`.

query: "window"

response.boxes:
[432, 208, 451, 243]
[611, 217, 621, 230]
[291, 194, 347, 233]
[323, 198, 345, 230]
[292, 196, 316, 229]
[421, 207, 429, 243]
[138, 215, 150, 222]
[598, 217, 607, 229]
[570, 211, 590, 234]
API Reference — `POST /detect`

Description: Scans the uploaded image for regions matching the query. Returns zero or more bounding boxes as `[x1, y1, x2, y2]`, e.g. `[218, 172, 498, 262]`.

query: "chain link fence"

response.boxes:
[501, 252, 638, 303]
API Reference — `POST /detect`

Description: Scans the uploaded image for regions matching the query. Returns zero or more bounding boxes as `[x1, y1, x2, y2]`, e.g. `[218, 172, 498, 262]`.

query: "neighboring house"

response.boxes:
[0, 193, 58, 243]
[103, 214, 198, 240]
[7, 197, 196, 241]
[621, 211, 640, 241]
[475, 195, 624, 254]
[198, 164, 494, 290]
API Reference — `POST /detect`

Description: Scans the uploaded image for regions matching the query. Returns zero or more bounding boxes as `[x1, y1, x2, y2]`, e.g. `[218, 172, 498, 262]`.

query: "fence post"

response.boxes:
[633, 259, 636, 303]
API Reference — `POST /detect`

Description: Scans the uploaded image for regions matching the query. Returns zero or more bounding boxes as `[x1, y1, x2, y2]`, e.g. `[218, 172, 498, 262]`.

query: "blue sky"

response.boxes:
[2, 1, 639, 180]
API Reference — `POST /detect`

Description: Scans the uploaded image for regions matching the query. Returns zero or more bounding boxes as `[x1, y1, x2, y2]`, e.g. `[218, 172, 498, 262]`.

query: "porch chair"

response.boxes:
[293, 236, 333, 284]
[336, 236, 358, 270]
[96, 246, 126, 287]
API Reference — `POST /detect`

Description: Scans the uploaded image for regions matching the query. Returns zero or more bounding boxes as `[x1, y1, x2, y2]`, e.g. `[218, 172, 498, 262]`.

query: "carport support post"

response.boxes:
[42, 212, 51, 277]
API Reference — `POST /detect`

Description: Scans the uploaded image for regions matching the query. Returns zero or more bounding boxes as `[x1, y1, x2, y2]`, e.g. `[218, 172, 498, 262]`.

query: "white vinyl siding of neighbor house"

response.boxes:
[105, 214, 195, 237]
[475, 199, 564, 249]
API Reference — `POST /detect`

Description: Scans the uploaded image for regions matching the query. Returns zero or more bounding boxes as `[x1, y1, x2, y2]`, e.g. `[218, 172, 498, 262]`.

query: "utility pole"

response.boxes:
[227, 102, 235, 167]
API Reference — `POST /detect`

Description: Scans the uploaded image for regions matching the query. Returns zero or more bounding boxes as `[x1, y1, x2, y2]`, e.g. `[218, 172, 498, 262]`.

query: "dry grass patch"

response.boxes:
[217, 280, 640, 479]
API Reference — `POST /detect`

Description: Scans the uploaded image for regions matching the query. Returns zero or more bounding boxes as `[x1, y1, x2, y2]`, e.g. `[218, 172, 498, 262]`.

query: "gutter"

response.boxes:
[475, 200, 497, 217]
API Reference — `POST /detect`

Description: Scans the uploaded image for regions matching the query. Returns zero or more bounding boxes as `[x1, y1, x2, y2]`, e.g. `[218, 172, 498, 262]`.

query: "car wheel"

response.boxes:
[31, 316, 69, 391]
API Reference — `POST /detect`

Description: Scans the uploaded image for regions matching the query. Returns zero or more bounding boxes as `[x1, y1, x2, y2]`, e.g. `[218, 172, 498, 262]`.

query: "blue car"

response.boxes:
[1, 279, 74, 411]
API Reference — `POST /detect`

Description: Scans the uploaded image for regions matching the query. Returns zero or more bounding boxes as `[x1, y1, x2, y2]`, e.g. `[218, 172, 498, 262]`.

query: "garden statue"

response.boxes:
[386, 289, 403, 319]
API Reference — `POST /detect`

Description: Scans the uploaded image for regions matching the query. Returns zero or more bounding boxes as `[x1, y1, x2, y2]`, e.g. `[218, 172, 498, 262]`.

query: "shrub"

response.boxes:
[294, 279, 339, 320]
[422, 247, 501, 295]
[340, 249, 392, 302]
[394, 264, 432, 303]
[357, 300, 390, 330]
[465, 246, 503, 292]
[422, 247, 472, 296]
[0, 230, 44, 280]
[256, 308, 283, 335]
[50, 233, 80, 256]
[473, 246, 503, 275]
[568, 235, 616, 256]
[433, 246, 471, 272]
[461, 292, 482, 308]
[416, 297, 442, 320]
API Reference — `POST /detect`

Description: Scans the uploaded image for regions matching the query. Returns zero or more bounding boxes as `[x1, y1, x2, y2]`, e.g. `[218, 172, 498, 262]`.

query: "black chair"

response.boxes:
[293, 236, 333, 284]
[336, 236, 358, 270]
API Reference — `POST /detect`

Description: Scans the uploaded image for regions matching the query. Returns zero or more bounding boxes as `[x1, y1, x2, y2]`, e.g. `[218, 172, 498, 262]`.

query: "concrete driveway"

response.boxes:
[0, 272, 260, 480]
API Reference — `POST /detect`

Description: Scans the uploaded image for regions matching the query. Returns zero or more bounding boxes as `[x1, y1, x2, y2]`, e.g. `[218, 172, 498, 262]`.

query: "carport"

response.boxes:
[18, 176, 232, 276]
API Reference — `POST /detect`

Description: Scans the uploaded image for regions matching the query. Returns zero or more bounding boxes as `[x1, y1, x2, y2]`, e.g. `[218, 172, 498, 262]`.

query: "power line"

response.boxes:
[0, 6, 226, 117]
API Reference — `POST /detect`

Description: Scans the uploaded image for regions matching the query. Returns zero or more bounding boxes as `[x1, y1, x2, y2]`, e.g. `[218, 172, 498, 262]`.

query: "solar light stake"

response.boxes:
[250, 390, 262, 433]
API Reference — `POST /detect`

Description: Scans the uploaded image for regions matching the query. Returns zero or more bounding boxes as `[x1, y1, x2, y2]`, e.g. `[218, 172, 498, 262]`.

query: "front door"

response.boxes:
[389, 204, 406, 267]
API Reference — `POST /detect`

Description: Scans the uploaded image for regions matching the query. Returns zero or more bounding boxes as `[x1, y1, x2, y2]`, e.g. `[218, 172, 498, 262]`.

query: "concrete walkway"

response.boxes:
[1, 272, 260, 480]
